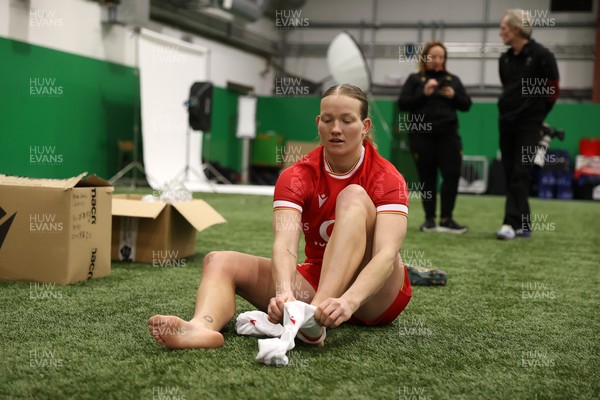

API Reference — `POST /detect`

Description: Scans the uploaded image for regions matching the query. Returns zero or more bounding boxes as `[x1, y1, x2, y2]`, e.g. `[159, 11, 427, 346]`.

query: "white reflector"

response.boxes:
[327, 32, 372, 92]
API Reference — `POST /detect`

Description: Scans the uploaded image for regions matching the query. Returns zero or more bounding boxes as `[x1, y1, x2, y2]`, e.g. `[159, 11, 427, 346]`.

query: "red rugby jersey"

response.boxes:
[273, 141, 408, 264]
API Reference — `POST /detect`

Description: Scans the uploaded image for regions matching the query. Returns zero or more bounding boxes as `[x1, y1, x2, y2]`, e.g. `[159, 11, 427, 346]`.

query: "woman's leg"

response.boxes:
[311, 185, 404, 322]
[148, 251, 314, 349]
[410, 133, 438, 221]
[438, 134, 462, 220]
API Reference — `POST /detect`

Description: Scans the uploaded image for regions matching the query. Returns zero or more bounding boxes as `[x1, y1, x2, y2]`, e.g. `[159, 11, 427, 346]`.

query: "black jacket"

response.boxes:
[498, 39, 559, 125]
[398, 69, 471, 135]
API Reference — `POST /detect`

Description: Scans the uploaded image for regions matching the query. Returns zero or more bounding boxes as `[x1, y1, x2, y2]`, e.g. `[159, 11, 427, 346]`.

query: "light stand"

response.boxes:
[236, 95, 257, 185]
[201, 130, 232, 184]
[178, 126, 231, 185]
[181, 82, 231, 185]
[110, 27, 149, 188]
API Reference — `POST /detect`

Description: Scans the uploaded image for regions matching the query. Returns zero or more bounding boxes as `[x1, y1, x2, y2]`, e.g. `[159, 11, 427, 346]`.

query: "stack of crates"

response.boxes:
[458, 156, 488, 194]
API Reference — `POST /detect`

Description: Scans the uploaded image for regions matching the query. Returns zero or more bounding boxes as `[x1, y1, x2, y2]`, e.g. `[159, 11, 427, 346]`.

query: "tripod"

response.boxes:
[183, 82, 231, 185]
[199, 130, 232, 184]
[109, 27, 148, 188]
[178, 125, 231, 185]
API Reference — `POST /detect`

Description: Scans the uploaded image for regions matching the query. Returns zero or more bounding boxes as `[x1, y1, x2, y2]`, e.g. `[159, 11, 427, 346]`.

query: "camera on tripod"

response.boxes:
[534, 124, 566, 167]
[542, 125, 565, 141]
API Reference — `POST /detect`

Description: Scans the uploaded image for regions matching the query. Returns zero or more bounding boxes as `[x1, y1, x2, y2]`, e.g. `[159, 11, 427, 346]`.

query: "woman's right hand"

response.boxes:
[267, 292, 296, 324]
[424, 79, 438, 96]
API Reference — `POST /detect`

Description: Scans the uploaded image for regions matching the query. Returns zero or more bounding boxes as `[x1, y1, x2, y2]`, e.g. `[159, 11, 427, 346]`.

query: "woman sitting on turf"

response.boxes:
[149, 83, 413, 349]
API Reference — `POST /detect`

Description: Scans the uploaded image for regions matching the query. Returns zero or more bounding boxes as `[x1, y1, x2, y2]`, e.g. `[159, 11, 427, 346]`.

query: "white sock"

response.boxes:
[256, 301, 325, 366]
[297, 304, 326, 345]
[235, 311, 284, 338]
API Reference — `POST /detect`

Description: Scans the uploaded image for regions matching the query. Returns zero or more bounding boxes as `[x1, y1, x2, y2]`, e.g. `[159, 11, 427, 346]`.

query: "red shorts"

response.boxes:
[296, 262, 412, 326]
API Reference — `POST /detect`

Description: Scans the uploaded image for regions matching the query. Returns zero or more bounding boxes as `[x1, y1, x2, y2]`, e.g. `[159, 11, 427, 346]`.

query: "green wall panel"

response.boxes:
[455, 102, 600, 162]
[201, 87, 242, 173]
[544, 103, 600, 155]
[254, 96, 396, 163]
[0, 36, 138, 180]
[256, 96, 321, 142]
[2, 34, 597, 184]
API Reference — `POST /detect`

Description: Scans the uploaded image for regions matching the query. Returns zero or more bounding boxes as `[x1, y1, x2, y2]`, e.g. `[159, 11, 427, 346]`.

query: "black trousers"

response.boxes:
[409, 132, 462, 220]
[499, 120, 541, 230]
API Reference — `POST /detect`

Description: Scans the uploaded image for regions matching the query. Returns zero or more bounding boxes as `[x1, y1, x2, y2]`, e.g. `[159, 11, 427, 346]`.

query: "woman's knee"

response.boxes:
[202, 251, 237, 276]
[336, 185, 374, 216]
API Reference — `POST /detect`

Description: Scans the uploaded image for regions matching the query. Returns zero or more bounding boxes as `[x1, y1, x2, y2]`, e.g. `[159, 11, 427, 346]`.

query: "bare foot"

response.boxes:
[148, 315, 224, 349]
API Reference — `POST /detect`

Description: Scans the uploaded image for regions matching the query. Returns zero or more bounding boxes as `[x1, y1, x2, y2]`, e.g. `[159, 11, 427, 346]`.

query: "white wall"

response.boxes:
[1, 0, 596, 93]
[0, 0, 275, 94]
[284, 0, 596, 90]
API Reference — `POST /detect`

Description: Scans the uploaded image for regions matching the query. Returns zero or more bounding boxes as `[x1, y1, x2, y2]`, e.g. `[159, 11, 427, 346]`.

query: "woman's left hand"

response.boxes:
[314, 297, 357, 328]
[439, 86, 455, 99]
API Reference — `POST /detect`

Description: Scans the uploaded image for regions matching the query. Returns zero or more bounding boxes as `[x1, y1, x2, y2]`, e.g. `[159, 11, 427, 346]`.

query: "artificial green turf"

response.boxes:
[0, 192, 598, 400]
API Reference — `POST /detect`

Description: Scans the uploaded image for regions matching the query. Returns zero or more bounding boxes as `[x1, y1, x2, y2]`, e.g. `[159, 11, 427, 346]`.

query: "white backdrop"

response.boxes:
[138, 28, 209, 189]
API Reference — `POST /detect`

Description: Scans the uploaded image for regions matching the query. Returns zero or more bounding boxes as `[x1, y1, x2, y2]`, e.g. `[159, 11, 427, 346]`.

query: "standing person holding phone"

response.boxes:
[398, 41, 472, 233]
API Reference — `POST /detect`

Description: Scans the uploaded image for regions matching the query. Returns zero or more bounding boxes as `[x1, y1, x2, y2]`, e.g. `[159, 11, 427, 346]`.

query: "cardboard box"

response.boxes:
[0, 173, 113, 284]
[111, 195, 226, 264]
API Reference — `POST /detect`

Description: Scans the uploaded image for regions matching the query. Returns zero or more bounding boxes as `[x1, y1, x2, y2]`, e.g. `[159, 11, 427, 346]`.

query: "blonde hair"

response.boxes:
[321, 84, 377, 148]
[504, 9, 533, 39]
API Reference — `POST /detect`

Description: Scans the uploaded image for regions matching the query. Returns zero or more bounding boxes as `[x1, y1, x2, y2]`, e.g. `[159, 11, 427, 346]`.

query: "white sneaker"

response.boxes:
[496, 224, 515, 240]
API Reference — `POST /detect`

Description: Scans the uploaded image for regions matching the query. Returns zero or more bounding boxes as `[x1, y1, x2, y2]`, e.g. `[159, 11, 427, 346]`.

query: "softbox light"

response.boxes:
[188, 82, 213, 131]
[326, 32, 372, 93]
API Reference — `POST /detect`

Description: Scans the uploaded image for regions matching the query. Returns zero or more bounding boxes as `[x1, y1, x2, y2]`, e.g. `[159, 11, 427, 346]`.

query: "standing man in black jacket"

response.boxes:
[496, 9, 559, 240]
[399, 41, 472, 234]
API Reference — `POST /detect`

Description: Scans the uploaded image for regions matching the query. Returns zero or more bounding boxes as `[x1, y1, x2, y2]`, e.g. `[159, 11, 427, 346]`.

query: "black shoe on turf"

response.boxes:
[438, 219, 468, 234]
[419, 219, 437, 232]
[406, 264, 448, 286]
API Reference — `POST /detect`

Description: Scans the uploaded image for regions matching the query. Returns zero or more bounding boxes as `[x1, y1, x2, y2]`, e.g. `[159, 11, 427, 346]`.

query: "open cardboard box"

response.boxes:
[0, 172, 113, 284]
[111, 195, 226, 263]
